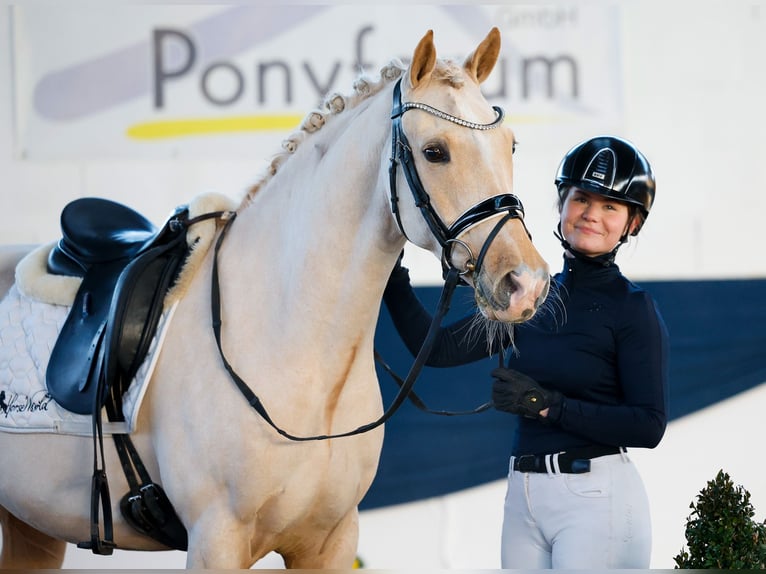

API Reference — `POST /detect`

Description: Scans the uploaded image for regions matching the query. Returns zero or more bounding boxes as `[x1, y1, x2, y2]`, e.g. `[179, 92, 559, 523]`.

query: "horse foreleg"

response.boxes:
[0, 506, 67, 569]
[184, 509, 256, 569]
[282, 508, 360, 569]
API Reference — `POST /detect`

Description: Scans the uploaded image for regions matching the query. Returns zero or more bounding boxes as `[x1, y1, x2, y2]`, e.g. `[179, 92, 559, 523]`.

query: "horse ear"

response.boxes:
[409, 29, 437, 89]
[463, 27, 501, 84]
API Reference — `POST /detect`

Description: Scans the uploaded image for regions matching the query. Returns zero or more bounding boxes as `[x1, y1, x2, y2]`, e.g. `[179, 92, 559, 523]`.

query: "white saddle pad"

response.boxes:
[0, 284, 175, 436]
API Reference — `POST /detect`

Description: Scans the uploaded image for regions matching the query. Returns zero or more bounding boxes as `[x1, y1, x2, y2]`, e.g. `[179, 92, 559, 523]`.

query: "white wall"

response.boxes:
[2, 1, 765, 569]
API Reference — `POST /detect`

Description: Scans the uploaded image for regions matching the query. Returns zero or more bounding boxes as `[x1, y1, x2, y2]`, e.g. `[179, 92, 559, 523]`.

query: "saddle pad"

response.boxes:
[0, 285, 176, 436]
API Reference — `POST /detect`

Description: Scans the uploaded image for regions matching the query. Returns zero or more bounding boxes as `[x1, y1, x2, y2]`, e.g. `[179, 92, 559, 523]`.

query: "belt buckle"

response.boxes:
[569, 458, 591, 474]
[516, 455, 538, 473]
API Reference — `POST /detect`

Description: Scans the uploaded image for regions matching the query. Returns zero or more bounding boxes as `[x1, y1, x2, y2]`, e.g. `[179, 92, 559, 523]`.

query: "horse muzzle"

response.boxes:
[473, 267, 550, 323]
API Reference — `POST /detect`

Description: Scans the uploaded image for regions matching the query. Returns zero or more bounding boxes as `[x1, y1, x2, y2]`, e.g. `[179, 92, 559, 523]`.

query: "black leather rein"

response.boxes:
[211, 211, 464, 441]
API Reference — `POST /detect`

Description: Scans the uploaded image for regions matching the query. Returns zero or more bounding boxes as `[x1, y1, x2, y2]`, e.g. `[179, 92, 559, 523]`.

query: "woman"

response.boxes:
[383, 135, 669, 569]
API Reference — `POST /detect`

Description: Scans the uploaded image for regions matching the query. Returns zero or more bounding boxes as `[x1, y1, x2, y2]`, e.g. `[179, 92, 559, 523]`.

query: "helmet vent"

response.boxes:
[582, 148, 616, 189]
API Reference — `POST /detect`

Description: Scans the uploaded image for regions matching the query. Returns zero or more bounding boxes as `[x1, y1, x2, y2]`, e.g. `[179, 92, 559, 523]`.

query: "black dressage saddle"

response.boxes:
[44, 197, 195, 554]
[46, 197, 190, 415]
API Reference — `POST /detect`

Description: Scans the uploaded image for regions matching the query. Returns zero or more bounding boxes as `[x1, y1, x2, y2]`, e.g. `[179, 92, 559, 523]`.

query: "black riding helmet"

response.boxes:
[555, 135, 656, 234]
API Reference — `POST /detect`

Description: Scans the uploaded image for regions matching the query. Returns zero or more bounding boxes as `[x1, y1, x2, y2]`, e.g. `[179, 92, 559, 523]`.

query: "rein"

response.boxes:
[210, 211, 463, 441]
[210, 77, 525, 441]
[373, 349, 498, 417]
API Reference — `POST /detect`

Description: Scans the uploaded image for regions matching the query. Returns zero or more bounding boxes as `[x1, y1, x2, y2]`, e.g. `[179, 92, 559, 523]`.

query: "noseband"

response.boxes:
[388, 78, 528, 279]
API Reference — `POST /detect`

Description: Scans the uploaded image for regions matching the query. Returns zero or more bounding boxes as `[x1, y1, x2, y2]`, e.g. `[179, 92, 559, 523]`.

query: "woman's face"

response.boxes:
[560, 187, 637, 257]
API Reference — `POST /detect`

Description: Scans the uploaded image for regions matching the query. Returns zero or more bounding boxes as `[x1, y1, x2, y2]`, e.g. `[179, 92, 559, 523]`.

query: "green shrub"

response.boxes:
[674, 469, 766, 569]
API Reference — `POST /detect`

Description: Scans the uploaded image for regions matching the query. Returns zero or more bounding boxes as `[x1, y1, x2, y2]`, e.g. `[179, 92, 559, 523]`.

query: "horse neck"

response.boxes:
[216, 89, 403, 363]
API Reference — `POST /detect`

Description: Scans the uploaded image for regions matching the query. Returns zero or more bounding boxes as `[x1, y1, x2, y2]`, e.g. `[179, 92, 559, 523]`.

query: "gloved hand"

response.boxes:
[388, 250, 411, 284]
[491, 367, 562, 421]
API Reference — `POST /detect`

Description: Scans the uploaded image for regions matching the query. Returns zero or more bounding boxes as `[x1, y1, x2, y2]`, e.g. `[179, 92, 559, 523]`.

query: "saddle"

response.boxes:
[46, 197, 190, 414]
[45, 196, 194, 554]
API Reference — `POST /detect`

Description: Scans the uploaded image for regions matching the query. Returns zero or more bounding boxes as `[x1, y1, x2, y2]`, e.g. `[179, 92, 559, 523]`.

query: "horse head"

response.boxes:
[390, 28, 550, 324]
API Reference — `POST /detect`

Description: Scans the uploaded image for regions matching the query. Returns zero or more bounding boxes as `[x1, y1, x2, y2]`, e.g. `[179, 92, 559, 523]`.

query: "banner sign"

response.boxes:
[12, 3, 622, 159]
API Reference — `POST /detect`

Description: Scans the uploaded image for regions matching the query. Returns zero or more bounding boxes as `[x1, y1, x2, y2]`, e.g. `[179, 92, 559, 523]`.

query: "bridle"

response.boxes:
[388, 78, 529, 280]
[209, 77, 529, 441]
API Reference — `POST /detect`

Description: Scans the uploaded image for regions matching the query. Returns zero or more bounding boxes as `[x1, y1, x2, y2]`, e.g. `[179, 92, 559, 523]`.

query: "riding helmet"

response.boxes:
[555, 136, 655, 219]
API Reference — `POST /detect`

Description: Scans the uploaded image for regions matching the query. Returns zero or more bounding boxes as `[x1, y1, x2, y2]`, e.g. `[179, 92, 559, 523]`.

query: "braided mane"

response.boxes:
[241, 60, 408, 208]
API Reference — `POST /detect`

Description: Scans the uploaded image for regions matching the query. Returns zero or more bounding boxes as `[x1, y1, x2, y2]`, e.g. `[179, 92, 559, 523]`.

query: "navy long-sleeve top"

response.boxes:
[383, 254, 669, 456]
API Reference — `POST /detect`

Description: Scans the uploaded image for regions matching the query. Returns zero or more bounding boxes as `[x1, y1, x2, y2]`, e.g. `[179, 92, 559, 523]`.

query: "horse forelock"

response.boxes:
[240, 60, 406, 209]
[431, 58, 467, 89]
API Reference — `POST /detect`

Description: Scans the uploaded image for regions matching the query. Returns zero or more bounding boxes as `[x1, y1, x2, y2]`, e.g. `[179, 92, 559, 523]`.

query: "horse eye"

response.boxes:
[423, 145, 449, 163]
[512, 141, 518, 155]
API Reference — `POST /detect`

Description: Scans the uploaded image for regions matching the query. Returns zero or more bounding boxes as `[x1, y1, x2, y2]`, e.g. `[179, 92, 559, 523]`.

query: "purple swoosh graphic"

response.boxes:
[33, 5, 329, 121]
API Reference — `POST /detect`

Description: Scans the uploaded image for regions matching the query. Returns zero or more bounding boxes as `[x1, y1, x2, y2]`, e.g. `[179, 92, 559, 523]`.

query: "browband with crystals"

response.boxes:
[394, 101, 505, 130]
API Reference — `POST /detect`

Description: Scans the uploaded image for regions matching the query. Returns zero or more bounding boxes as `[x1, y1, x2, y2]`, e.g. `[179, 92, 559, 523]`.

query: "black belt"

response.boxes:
[512, 445, 625, 474]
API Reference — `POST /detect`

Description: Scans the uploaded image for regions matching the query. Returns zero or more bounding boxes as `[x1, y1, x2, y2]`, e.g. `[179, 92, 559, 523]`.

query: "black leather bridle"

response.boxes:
[210, 77, 529, 441]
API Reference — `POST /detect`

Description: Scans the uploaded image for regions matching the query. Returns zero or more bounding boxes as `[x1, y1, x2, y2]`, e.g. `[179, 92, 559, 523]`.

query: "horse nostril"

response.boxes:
[501, 273, 518, 302]
[520, 308, 534, 320]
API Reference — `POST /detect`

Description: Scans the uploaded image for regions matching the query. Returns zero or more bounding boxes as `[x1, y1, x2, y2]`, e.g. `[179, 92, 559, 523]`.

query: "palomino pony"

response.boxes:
[0, 28, 549, 568]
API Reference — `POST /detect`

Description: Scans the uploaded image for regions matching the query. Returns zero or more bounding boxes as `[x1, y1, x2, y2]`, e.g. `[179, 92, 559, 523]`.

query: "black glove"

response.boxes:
[491, 367, 562, 422]
[387, 250, 411, 284]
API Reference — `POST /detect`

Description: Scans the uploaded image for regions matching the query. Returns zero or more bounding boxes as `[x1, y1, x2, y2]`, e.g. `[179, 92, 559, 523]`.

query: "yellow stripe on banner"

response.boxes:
[127, 113, 567, 141]
[126, 115, 303, 140]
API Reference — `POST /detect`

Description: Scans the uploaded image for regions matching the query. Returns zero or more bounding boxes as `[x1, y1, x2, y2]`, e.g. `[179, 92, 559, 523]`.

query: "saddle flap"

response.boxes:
[46, 261, 125, 414]
[105, 235, 188, 384]
[80, 321, 106, 392]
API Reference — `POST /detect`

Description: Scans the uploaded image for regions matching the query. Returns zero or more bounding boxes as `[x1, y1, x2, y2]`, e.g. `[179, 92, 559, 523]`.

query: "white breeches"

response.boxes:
[500, 451, 652, 569]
